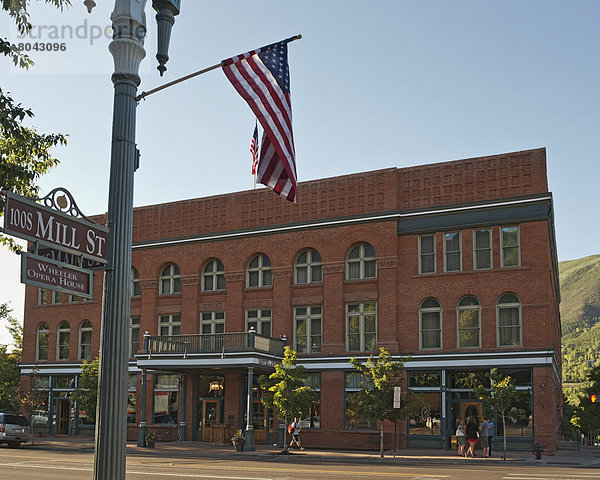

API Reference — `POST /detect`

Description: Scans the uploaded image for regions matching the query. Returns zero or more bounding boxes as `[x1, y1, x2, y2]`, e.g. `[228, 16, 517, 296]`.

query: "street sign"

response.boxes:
[21, 252, 94, 299]
[3, 191, 108, 264]
[393, 386, 401, 408]
[37, 245, 105, 271]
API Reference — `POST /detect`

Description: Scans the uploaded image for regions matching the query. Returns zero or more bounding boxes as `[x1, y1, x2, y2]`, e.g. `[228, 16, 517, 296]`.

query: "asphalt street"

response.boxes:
[1, 448, 599, 480]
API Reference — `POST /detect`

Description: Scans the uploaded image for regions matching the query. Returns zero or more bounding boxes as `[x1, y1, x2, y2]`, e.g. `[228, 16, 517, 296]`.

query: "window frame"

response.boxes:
[245, 309, 272, 337]
[443, 231, 462, 272]
[456, 296, 481, 349]
[419, 299, 442, 350]
[496, 293, 522, 347]
[473, 228, 492, 270]
[346, 302, 377, 352]
[158, 314, 181, 337]
[56, 321, 70, 360]
[294, 305, 322, 353]
[246, 254, 273, 288]
[130, 316, 140, 357]
[501, 225, 521, 267]
[201, 311, 226, 334]
[159, 263, 182, 295]
[346, 243, 377, 280]
[36, 322, 49, 361]
[202, 259, 226, 292]
[419, 234, 436, 274]
[294, 248, 323, 284]
[131, 267, 141, 297]
[78, 320, 93, 361]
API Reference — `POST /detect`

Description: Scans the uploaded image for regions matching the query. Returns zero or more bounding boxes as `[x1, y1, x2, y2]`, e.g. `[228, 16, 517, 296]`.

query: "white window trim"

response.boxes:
[245, 309, 272, 335]
[496, 294, 523, 347]
[294, 249, 323, 284]
[419, 301, 442, 350]
[202, 259, 226, 292]
[294, 305, 323, 353]
[159, 263, 181, 295]
[158, 314, 181, 336]
[345, 302, 377, 352]
[418, 234, 436, 274]
[130, 316, 140, 357]
[346, 243, 377, 280]
[500, 225, 521, 267]
[200, 311, 226, 334]
[473, 228, 493, 270]
[131, 267, 141, 297]
[36, 323, 49, 361]
[78, 321, 93, 360]
[56, 322, 70, 360]
[443, 231, 462, 272]
[246, 254, 272, 288]
[456, 299, 481, 349]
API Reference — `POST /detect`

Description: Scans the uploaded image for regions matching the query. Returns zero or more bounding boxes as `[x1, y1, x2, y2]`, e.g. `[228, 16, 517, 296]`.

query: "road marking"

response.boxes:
[506, 475, 600, 478]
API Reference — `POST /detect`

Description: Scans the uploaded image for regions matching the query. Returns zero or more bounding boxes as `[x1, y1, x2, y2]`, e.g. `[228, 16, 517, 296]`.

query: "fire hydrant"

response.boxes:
[534, 442, 543, 460]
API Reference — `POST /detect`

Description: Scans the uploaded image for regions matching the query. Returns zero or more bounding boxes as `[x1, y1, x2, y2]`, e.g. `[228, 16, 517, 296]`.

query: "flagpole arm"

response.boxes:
[135, 61, 224, 102]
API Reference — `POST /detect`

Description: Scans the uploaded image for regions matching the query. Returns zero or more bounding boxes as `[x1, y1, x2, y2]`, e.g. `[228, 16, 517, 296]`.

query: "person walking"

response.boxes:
[456, 423, 466, 456]
[289, 418, 304, 450]
[465, 416, 478, 458]
[480, 417, 490, 457]
[487, 418, 494, 457]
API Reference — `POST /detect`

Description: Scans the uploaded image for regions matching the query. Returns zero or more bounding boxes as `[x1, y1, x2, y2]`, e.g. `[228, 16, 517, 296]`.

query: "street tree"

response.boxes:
[258, 347, 315, 452]
[570, 365, 600, 439]
[349, 347, 412, 457]
[463, 369, 525, 460]
[0, 303, 21, 412]
[1, 0, 69, 252]
[71, 357, 99, 423]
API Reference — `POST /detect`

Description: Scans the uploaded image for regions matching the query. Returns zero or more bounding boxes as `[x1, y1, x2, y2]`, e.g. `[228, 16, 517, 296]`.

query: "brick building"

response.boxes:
[19, 147, 562, 452]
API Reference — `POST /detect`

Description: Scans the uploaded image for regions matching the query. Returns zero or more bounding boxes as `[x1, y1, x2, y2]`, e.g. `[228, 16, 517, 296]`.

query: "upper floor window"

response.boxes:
[419, 235, 436, 274]
[457, 296, 480, 348]
[36, 322, 49, 360]
[201, 311, 225, 334]
[246, 254, 272, 288]
[130, 316, 140, 357]
[295, 249, 322, 284]
[202, 259, 226, 292]
[473, 229, 492, 270]
[79, 320, 93, 360]
[160, 263, 182, 294]
[39, 289, 50, 305]
[159, 314, 181, 336]
[246, 309, 272, 337]
[420, 299, 441, 349]
[57, 321, 70, 360]
[347, 243, 376, 280]
[294, 305, 322, 353]
[444, 232, 461, 272]
[131, 267, 141, 297]
[346, 302, 377, 352]
[497, 293, 522, 346]
[501, 226, 520, 267]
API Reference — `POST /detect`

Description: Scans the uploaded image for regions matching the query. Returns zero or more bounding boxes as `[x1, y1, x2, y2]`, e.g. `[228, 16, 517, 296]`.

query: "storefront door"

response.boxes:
[56, 399, 70, 434]
[201, 400, 220, 441]
[447, 399, 483, 449]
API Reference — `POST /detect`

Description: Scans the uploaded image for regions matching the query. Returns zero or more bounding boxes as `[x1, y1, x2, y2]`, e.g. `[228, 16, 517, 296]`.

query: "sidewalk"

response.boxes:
[21, 437, 600, 468]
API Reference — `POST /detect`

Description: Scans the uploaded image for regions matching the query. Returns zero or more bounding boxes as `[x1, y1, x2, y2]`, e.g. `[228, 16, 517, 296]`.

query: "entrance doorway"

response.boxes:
[448, 399, 483, 449]
[198, 399, 221, 441]
[56, 399, 70, 434]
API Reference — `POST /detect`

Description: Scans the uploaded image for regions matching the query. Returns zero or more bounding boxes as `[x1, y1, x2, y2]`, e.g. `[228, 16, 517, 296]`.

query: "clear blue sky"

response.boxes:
[1, 0, 599, 342]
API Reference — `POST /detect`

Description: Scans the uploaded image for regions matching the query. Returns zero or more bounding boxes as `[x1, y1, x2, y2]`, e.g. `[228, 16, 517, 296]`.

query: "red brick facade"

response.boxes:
[20, 147, 561, 452]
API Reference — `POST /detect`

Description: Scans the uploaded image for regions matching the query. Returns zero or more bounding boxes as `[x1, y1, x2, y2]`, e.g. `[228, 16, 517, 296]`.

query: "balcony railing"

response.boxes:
[143, 332, 285, 357]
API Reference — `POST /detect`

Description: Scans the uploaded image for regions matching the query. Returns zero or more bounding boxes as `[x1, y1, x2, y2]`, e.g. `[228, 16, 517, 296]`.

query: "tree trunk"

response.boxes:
[502, 413, 507, 460]
[380, 421, 384, 457]
[283, 413, 288, 452]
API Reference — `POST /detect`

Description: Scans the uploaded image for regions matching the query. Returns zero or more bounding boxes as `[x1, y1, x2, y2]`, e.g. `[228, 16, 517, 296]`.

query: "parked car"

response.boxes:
[0, 413, 32, 448]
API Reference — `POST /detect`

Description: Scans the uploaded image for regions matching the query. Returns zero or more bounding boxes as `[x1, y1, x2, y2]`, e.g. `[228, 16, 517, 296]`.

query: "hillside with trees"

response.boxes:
[559, 254, 600, 403]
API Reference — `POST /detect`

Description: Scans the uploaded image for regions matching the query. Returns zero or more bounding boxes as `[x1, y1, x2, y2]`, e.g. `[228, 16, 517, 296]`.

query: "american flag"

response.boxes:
[222, 39, 298, 202]
[250, 122, 259, 175]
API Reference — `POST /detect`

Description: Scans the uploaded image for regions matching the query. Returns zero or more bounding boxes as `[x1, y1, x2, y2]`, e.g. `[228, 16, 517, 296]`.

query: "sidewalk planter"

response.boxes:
[231, 429, 245, 452]
[146, 432, 157, 448]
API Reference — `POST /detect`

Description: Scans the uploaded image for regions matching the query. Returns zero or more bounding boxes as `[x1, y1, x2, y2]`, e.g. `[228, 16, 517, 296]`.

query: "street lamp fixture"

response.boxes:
[152, 0, 181, 75]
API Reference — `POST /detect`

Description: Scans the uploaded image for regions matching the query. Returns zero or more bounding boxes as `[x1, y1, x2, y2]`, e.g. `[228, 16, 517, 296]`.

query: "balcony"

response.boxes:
[138, 332, 286, 370]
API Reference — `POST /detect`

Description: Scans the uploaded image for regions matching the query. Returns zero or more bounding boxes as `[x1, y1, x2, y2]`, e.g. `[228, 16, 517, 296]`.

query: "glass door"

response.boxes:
[201, 400, 220, 441]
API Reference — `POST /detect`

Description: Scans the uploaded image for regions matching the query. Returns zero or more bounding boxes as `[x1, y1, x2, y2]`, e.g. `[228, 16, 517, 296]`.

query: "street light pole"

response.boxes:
[93, 2, 147, 479]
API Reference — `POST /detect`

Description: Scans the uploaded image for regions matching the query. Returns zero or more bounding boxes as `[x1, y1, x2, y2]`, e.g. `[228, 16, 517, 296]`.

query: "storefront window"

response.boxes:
[344, 373, 375, 430]
[496, 391, 532, 437]
[496, 368, 531, 386]
[409, 371, 441, 387]
[54, 375, 75, 389]
[408, 392, 441, 436]
[128, 374, 137, 424]
[299, 373, 321, 429]
[154, 374, 178, 424]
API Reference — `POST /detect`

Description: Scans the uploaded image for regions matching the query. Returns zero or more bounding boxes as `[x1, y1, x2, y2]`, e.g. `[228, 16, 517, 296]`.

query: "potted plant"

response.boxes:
[145, 432, 157, 448]
[231, 429, 245, 452]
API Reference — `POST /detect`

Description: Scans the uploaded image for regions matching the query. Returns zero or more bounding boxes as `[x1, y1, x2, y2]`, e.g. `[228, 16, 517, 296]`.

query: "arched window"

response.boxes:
[497, 293, 522, 346]
[160, 263, 182, 294]
[346, 243, 376, 280]
[57, 321, 70, 360]
[36, 322, 49, 361]
[246, 254, 272, 288]
[202, 259, 226, 291]
[420, 299, 441, 349]
[79, 320, 93, 361]
[131, 267, 141, 297]
[295, 248, 322, 284]
[457, 296, 480, 348]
